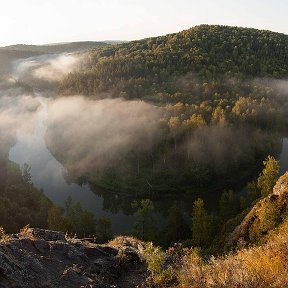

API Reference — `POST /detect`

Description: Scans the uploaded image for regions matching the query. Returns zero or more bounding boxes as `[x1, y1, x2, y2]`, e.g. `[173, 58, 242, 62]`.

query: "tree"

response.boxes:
[211, 107, 226, 125]
[132, 199, 155, 240]
[219, 190, 240, 220]
[247, 181, 260, 203]
[183, 114, 207, 130]
[164, 204, 190, 244]
[257, 156, 279, 197]
[191, 198, 209, 247]
[95, 217, 112, 243]
[47, 205, 67, 232]
[65, 196, 96, 237]
[22, 163, 32, 185]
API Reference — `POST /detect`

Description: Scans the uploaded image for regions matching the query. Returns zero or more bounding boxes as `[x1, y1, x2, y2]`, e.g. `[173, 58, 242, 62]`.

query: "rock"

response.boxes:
[273, 172, 288, 196]
[83, 246, 111, 258]
[23, 228, 66, 241]
[100, 246, 119, 256]
[123, 247, 142, 263]
[33, 239, 50, 254]
[227, 172, 288, 247]
[93, 258, 120, 279]
[0, 230, 147, 287]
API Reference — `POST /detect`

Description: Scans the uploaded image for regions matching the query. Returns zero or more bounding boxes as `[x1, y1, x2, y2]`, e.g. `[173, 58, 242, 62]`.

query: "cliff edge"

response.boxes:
[228, 172, 288, 246]
[0, 228, 146, 288]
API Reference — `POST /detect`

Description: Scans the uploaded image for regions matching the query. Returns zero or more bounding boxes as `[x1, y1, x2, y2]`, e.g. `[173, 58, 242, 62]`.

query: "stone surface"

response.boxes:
[26, 228, 66, 241]
[227, 172, 288, 247]
[0, 231, 146, 288]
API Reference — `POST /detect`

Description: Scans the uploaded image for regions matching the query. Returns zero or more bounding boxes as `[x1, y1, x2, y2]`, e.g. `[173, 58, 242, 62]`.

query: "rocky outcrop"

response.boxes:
[228, 172, 288, 247]
[0, 228, 146, 288]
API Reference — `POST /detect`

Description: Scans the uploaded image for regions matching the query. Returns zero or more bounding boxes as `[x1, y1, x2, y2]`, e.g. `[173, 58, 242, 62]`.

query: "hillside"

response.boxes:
[0, 41, 108, 77]
[228, 171, 288, 246]
[178, 217, 288, 288]
[177, 172, 288, 288]
[2, 174, 288, 287]
[1, 41, 107, 54]
[0, 49, 44, 75]
[59, 25, 288, 99]
[48, 25, 288, 198]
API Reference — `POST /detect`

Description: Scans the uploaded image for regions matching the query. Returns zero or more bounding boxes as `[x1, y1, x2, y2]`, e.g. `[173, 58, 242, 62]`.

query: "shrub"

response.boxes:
[0, 226, 9, 242]
[178, 219, 288, 287]
[143, 242, 177, 287]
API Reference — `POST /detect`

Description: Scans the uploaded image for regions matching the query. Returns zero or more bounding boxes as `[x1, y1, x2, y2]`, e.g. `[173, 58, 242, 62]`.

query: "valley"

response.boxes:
[0, 23, 288, 287]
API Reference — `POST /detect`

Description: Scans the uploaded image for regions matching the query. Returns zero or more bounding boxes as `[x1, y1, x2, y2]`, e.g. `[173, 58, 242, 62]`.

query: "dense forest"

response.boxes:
[60, 25, 288, 97]
[50, 25, 288, 197]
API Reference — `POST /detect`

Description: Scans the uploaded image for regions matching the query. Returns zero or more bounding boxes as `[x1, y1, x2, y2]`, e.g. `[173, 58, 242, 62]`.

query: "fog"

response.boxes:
[0, 95, 161, 179]
[185, 126, 270, 172]
[0, 91, 40, 153]
[0, 52, 159, 178]
[0, 52, 287, 185]
[45, 96, 161, 174]
[12, 53, 80, 88]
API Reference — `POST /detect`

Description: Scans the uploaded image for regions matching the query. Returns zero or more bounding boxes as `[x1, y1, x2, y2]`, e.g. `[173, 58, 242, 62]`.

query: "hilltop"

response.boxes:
[0, 41, 109, 77]
[59, 24, 288, 98]
[0, 41, 107, 54]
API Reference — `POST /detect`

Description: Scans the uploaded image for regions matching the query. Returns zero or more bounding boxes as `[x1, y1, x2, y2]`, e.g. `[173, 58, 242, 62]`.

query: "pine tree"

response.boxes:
[132, 199, 155, 240]
[257, 156, 279, 197]
[191, 198, 208, 247]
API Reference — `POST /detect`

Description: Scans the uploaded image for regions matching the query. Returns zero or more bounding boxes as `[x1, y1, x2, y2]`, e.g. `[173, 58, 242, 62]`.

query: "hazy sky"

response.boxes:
[0, 0, 287, 46]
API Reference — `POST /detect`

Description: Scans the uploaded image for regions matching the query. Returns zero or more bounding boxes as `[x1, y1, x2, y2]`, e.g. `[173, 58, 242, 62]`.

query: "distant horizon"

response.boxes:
[0, 0, 287, 46]
[1, 24, 287, 47]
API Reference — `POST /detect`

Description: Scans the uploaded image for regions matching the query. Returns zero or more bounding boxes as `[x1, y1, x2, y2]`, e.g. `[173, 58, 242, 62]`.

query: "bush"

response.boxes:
[143, 242, 177, 287]
[178, 219, 288, 287]
[0, 226, 9, 242]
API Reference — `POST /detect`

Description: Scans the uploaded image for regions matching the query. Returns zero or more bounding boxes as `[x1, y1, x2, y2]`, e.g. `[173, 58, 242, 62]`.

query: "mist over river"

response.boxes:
[3, 51, 287, 236]
[8, 94, 288, 234]
[8, 96, 136, 234]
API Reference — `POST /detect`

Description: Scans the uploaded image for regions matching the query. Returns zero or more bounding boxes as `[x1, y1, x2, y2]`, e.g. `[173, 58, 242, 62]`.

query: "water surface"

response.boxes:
[9, 96, 134, 234]
[9, 96, 288, 234]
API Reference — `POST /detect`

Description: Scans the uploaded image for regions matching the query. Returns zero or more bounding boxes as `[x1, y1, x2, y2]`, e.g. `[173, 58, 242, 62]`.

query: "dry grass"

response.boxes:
[178, 220, 288, 288]
[108, 235, 146, 251]
[0, 226, 9, 242]
[18, 224, 35, 239]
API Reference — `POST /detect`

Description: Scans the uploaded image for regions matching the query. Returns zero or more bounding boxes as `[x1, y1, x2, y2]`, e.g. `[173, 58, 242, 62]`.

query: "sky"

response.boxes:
[0, 0, 287, 46]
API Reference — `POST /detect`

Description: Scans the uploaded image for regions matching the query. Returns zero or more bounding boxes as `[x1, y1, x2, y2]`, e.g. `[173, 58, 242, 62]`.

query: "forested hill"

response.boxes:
[59, 25, 288, 98]
[52, 25, 288, 196]
[1, 41, 107, 54]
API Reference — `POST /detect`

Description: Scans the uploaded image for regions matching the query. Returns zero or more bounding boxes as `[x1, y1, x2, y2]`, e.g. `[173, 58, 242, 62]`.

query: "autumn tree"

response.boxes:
[257, 156, 279, 197]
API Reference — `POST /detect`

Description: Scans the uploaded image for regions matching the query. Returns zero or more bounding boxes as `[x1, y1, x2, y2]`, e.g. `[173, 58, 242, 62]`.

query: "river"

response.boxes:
[8, 96, 135, 234]
[8, 95, 288, 235]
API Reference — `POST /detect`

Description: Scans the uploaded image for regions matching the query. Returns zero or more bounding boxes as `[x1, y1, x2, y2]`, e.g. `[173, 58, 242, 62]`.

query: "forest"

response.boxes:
[49, 25, 288, 197]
